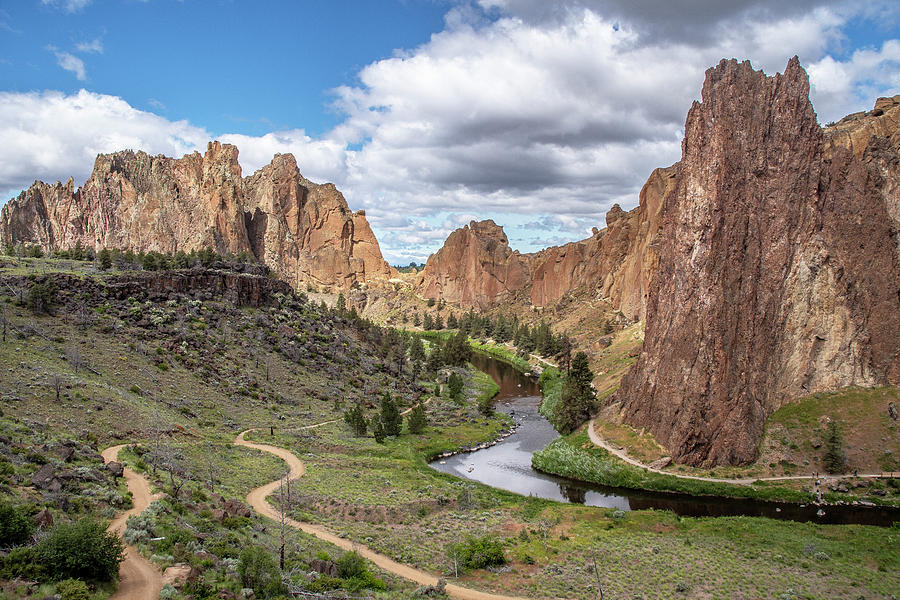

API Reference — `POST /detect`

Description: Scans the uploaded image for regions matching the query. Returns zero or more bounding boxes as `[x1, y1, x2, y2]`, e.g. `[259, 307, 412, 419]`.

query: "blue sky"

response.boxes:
[2, 0, 899, 264]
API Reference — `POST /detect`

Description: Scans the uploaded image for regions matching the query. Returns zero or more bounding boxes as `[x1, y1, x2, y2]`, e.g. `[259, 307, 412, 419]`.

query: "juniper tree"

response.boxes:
[407, 401, 427, 434]
[343, 403, 368, 437]
[823, 420, 845, 474]
[555, 351, 596, 434]
[380, 392, 402, 437]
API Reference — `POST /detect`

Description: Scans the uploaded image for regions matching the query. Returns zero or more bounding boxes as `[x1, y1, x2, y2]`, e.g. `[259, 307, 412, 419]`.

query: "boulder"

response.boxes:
[106, 461, 124, 478]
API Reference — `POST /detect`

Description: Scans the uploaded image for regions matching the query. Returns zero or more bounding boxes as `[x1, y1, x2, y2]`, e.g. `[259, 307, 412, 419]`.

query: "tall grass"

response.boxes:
[532, 432, 814, 503]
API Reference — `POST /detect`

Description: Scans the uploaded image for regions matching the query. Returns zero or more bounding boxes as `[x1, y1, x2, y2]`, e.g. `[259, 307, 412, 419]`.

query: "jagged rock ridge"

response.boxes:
[617, 58, 900, 466]
[0, 142, 394, 290]
[416, 166, 674, 320]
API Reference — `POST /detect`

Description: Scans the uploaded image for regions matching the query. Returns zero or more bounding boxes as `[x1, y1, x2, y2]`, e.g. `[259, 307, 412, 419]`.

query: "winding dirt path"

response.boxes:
[234, 430, 529, 600]
[101, 445, 164, 600]
[586, 418, 886, 485]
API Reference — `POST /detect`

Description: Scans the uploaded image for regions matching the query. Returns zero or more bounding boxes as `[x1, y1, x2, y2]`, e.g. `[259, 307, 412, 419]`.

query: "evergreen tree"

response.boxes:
[442, 329, 472, 366]
[406, 401, 427, 434]
[447, 313, 459, 329]
[413, 313, 421, 327]
[372, 417, 386, 444]
[425, 347, 443, 374]
[380, 392, 402, 437]
[336, 293, 346, 314]
[434, 313, 444, 330]
[554, 351, 596, 434]
[343, 403, 367, 437]
[98, 248, 112, 271]
[447, 372, 464, 403]
[409, 336, 426, 363]
[423, 313, 434, 330]
[823, 420, 845, 474]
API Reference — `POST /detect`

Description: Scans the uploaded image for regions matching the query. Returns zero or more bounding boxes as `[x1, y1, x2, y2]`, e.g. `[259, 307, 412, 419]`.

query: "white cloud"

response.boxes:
[0, 90, 208, 200]
[51, 49, 86, 80]
[41, 0, 92, 13]
[5, 1, 900, 263]
[75, 38, 103, 54]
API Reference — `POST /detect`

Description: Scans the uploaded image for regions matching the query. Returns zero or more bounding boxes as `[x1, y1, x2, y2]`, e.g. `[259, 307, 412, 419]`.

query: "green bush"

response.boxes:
[0, 501, 35, 546]
[238, 546, 283, 599]
[449, 535, 506, 571]
[0, 546, 47, 580]
[57, 578, 90, 600]
[38, 518, 125, 581]
[336, 551, 366, 579]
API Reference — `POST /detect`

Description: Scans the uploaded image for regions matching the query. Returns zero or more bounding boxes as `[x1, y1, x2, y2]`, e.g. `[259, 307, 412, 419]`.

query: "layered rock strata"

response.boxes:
[0, 142, 394, 290]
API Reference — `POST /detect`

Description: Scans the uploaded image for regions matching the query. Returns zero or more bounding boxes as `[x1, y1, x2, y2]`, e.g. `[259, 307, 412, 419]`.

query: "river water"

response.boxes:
[429, 353, 900, 526]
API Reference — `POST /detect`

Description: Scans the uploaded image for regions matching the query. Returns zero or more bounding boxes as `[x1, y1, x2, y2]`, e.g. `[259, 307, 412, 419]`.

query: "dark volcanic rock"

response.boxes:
[617, 58, 900, 466]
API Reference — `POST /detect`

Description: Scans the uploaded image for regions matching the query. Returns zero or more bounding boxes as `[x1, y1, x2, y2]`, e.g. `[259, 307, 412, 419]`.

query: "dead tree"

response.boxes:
[66, 346, 85, 374]
[278, 470, 292, 570]
[204, 441, 217, 493]
[49, 373, 64, 401]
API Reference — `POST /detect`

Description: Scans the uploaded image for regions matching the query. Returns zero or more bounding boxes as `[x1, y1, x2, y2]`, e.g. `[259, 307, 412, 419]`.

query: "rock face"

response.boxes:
[417, 166, 673, 320]
[0, 142, 394, 291]
[417, 220, 529, 310]
[617, 58, 900, 466]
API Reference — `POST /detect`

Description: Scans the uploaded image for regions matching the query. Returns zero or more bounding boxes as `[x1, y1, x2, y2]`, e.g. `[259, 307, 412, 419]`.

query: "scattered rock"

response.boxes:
[33, 508, 54, 530]
[106, 461, 124, 478]
[309, 559, 339, 578]
[649, 456, 672, 470]
[223, 498, 252, 518]
[414, 578, 448, 596]
[162, 563, 195, 589]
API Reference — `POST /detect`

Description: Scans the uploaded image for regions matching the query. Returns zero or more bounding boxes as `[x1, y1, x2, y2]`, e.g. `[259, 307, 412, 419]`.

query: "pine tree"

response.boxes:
[372, 417, 386, 443]
[409, 336, 426, 363]
[343, 403, 367, 437]
[380, 392, 402, 437]
[423, 313, 434, 330]
[823, 420, 844, 474]
[447, 313, 459, 329]
[406, 401, 427, 434]
[447, 372, 464, 403]
[98, 248, 112, 271]
[554, 351, 596, 434]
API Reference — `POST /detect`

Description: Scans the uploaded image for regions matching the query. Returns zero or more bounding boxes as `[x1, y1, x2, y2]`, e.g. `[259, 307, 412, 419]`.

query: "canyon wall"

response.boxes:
[616, 58, 900, 466]
[0, 142, 394, 291]
[416, 165, 674, 320]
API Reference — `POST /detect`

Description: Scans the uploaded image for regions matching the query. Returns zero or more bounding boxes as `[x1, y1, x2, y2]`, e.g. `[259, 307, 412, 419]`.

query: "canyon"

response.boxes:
[2, 59, 899, 467]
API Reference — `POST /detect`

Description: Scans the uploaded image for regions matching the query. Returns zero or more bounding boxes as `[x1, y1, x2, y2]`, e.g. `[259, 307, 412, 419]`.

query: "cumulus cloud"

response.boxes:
[4, 1, 900, 263]
[0, 90, 208, 200]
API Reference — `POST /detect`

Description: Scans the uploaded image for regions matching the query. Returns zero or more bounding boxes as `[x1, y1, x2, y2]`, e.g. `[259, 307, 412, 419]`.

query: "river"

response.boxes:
[429, 353, 900, 526]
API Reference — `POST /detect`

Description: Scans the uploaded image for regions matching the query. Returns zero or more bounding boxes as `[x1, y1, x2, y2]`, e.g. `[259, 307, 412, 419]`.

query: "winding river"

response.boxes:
[430, 353, 900, 527]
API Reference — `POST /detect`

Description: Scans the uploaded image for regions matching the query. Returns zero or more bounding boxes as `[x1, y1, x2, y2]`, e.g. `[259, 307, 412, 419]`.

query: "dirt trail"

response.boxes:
[101, 445, 164, 600]
[586, 418, 886, 485]
[234, 430, 529, 600]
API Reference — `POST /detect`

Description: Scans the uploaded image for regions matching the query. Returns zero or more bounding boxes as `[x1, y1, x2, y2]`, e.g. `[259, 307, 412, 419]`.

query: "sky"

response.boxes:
[1, 1, 899, 265]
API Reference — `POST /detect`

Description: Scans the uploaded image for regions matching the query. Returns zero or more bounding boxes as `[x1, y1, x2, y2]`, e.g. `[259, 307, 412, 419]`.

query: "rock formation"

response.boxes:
[417, 220, 529, 310]
[416, 166, 673, 320]
[0, 142, 394, 290]
[617, 58, 900, 466]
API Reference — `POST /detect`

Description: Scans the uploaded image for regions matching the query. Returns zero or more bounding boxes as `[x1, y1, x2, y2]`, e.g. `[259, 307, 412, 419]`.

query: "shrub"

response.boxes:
[0, 546, 47, 580]
[28, 280, 56, 314]
[449, 535, 506, 571]
[238, 546, 283, 599]
[0, 501, 35, 546]
[38, 518, 125, 581]
[57, 578, 90, 600]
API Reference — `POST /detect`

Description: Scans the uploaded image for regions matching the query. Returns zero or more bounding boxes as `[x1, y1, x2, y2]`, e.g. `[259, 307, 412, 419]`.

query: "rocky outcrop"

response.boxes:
[0, 143, 394, 291]
[616, 58, 900, 466]
[529, 165, 674, 318]
[417, 165, 673, 320]
[417, 220, 529, 310]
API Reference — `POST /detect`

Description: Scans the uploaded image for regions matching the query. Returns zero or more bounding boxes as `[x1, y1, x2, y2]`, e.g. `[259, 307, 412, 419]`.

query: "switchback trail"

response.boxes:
[234, 430, 531, 600]
[586, 418, 886, 485]
[101, 445, 164, 600]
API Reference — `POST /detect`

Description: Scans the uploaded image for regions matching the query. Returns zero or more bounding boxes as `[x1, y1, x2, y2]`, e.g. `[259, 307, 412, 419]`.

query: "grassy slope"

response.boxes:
[3, 259, 899, 599]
